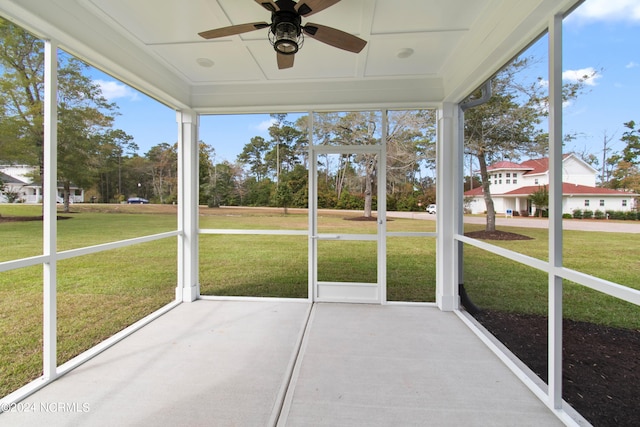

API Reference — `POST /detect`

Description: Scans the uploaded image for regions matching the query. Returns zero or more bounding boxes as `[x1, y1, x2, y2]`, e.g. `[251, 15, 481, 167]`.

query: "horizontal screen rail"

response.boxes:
[457, 233, 640, 307]
[0, 231, 179, 273]
[200, 229, 307, 236]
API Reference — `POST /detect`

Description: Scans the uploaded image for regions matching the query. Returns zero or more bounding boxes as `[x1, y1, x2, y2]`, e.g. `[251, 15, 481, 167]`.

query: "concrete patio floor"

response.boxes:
[0, 300, 566, 426]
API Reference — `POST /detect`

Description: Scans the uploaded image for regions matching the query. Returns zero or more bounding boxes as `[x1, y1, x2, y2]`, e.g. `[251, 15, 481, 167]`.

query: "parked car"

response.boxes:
[127, 197, 149, 204]
[426, 204, 436, 214]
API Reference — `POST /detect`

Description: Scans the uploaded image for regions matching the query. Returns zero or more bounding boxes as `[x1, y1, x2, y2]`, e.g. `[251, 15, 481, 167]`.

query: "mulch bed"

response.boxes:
[464, 229, 533, 240]
[474, 310, 640, 426]
[344, 216, 379, 221]
[0, 215, 71, 222]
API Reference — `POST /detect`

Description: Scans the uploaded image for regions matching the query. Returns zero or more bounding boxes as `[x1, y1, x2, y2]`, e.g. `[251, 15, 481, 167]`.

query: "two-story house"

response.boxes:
[464, 154, 635, 215]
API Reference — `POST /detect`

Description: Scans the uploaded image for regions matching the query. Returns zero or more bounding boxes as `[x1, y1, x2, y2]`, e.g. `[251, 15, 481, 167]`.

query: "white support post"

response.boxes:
[43, 40, 58, 379]
[548, 13, 564, 410]
[378, 110, 388, 304]
[177, 109, 199, 302]
[436, 103, 460, 311]
[307, 112, 316, 301]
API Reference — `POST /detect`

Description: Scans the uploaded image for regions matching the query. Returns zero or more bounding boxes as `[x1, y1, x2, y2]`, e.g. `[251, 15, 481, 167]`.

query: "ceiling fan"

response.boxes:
[198, 0, 367, 69]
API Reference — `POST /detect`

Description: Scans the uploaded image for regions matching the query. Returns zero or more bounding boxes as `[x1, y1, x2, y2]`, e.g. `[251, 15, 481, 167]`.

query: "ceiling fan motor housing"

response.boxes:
[271, 11, 303, 55]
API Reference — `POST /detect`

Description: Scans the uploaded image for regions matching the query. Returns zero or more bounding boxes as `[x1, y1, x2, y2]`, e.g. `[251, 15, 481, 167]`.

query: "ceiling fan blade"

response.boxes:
[198, 22, 269, 39]
[296, 0, 341, 17]
[303, 23, 367, 53]
[277, 52, 295, 69]
[254, 0, 279, 13]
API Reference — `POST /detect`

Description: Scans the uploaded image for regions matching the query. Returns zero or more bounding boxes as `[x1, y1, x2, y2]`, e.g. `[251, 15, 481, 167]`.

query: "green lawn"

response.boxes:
[0, 204, 638, 397]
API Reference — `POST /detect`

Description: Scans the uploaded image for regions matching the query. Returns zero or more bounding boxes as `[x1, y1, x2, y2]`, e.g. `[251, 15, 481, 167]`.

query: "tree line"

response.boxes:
[203, 111, 437, 215]
[1, 17, 638, 224]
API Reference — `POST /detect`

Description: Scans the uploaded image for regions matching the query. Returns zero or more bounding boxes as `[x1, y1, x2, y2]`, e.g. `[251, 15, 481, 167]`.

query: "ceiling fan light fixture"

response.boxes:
[274, 22, 300, 54]
[269, 12, 303, 55]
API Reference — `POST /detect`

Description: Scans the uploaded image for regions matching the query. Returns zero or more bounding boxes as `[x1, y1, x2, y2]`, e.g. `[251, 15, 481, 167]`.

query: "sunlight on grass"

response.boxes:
[387, 236, 436, 302]
[0, 266, 43, 397]
[563, 230, 640, 290]
[0, 219, 43, 261]
[199, 207, 307, 230]
[57, 210, 176, 251]
[463, 244, 549, 315]
[56, 240, 176, 365]
[200, 235, 308, 298]
[318, 241, 377, 283]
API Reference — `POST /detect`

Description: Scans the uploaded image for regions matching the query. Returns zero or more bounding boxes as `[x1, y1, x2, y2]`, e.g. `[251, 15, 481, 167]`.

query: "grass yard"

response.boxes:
[198, 209, 437, 301]
[0, 204, 638, 397]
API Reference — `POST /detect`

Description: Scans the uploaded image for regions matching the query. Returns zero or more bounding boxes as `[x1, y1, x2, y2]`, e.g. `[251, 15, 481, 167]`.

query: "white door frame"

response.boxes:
[308, 140, 387, 303]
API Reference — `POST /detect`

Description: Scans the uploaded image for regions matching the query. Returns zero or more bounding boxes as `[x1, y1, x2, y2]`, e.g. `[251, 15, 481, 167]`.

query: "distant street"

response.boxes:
[386, 211, 640, 234]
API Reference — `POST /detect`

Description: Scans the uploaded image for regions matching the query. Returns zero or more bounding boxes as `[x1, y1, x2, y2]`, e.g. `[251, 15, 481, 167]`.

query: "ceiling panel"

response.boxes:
[86, 0, 222, 44]
[371, 0, 491, 34]
[152, 41, 264, 83]
[364, 32, 466, 77]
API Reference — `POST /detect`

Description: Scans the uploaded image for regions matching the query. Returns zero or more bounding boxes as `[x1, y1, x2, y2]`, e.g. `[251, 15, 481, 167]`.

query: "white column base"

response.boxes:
[177, 284, 199, 302]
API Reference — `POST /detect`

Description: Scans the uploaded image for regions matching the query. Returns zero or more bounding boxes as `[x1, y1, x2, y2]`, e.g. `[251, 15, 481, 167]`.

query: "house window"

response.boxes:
[513, 173, 518, 178]
[513, 179, 518, 184]
[499, 173, 502, 178]
[584, 200, 590, 207]
[499, 179, 502, 184]
[506, 173, 511, 178]
[623, 200, 628, 207]
[600, 200, 605, 207]
[506, 179, 511, 184]
[534, 179, 539, 185]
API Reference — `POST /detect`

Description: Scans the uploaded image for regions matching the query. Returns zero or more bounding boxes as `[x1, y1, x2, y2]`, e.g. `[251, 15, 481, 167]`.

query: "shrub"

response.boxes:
[562, 213, 573, 219]
[533, 208, 548, 218]
[583, 210, 593, 219]
[624, 210, 638, 220]
[594, 210, 605, 219]
[572, 209, 582, 219]
[611, 210, 626, 220]
[519, 210, 529, 217]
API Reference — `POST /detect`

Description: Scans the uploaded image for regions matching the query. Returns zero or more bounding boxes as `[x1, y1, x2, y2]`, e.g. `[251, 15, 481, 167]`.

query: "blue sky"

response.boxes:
[92, 0, 640, 164]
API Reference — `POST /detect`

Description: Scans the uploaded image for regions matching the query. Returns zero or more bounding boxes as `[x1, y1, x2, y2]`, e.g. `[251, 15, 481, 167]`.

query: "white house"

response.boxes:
[464, 154, 636, 215]
[0, 164, 85, 204]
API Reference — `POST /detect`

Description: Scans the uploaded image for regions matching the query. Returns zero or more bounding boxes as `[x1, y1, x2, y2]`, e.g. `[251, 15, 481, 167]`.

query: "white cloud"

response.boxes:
[538, 67, 601, 88]
[94, 79, 139, 101]
[256, 118, 277, 132]
[626, 61, 639, 69]
[570, 0, 640, 23]
[562, 67, 601, 86]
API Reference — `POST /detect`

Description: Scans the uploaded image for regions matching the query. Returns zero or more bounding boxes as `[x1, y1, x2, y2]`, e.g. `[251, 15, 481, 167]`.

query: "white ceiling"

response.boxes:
[0, 0, 582, 112]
